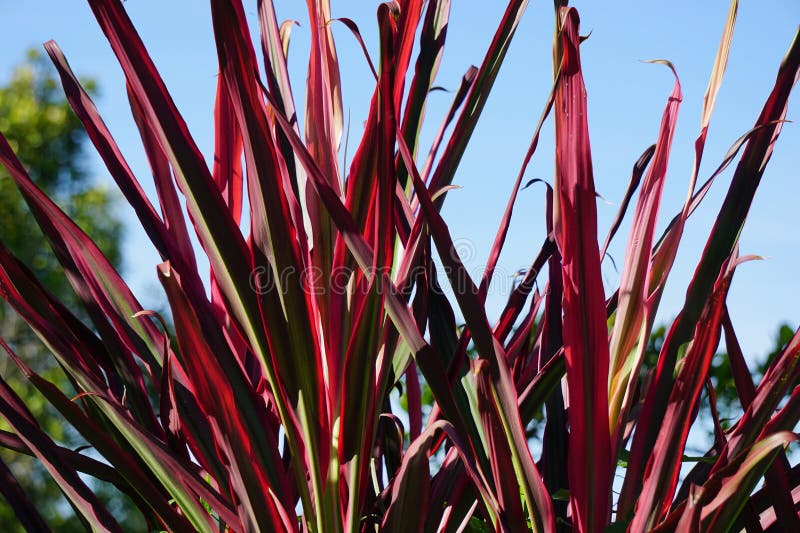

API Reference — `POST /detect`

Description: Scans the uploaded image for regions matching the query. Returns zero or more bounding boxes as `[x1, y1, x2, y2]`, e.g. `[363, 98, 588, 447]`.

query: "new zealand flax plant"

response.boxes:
[1, 0, 799, 531]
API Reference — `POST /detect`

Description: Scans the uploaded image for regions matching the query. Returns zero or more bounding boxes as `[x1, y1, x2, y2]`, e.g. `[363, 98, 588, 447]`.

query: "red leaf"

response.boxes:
[212, 76, 244, 224]
[552, 8, 612, 530]
[631, 255, 734, 530]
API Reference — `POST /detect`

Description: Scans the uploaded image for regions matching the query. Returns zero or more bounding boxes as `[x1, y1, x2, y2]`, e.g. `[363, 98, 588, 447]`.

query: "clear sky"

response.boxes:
[1, 1, 798, 360]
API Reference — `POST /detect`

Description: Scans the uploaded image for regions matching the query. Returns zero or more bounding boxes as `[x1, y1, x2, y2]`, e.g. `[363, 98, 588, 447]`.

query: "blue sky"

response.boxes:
[1, 0, 798, 359]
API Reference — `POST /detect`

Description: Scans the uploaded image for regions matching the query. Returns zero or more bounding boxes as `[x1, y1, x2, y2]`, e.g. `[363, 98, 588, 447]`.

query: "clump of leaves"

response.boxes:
[0, 50, 132, 532]
[1, 0, 799, 531]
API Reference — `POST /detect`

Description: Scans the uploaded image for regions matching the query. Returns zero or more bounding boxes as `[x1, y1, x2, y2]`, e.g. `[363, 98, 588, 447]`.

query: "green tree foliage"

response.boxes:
[0, 50, 132, 532]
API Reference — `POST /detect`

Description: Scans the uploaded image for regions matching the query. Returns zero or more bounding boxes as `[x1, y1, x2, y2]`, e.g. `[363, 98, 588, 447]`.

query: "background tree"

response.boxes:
[0, 50, 139, 531]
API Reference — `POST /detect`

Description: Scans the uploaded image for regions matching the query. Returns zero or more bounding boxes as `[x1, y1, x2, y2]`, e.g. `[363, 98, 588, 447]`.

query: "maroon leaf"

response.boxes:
[552, 8, 612, 530]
